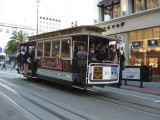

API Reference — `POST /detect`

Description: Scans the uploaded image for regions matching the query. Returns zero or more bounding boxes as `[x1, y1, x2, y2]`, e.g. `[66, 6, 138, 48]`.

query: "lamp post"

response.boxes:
[71, 21, 74, 27]
[75, 20, 77, 27]
[36, 0, 40, 35]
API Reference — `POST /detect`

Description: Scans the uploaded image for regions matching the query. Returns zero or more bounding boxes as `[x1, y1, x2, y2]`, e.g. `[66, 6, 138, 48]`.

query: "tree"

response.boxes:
[0, 55, 5, 59]
[5, 40, 18, 55]
[4, 30, 28, 55]
[10, 30, 28, 43]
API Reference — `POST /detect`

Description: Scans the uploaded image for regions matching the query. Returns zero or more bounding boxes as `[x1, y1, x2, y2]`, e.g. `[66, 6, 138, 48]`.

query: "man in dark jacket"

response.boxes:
[23, 48, 29, 76]
[107, 45, 117, 61]
[116, 49, 125, 88]
[30, 47, 36, 77]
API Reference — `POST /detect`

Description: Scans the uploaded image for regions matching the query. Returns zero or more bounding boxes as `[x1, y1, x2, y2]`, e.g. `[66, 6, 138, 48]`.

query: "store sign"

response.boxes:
[105, 22, 125, 30]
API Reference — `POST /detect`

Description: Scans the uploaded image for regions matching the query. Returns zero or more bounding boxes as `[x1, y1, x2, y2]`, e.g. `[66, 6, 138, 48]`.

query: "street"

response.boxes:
[0, 68, 160, 120]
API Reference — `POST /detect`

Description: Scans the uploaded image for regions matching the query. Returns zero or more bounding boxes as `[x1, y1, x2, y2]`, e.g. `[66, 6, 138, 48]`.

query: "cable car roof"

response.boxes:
[19, 32, 121, 45]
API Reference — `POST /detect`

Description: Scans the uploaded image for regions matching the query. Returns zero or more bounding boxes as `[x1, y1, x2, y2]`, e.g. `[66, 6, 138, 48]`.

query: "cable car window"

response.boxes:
[61, 39, 71, 58]
[44, 42, 51, 57]
[52, 41, 60, 57]
[37, 42, 43, 57]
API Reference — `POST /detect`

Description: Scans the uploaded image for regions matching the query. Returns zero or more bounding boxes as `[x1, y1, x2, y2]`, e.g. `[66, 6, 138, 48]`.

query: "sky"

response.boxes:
[0, 0, 99, 28]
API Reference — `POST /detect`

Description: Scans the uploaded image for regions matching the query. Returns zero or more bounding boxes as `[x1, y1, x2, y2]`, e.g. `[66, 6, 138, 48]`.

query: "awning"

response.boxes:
[97, 0, 113, 7]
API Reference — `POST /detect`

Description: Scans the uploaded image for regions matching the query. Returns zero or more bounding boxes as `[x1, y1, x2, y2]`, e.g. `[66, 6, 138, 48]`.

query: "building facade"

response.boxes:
[96, 0, 160, 81]
[38, 16, 61, 34]
[0, 22, 36, 55]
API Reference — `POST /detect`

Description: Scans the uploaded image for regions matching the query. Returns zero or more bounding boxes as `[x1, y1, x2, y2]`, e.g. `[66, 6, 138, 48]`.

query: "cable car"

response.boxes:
[19, 25, 122, 89]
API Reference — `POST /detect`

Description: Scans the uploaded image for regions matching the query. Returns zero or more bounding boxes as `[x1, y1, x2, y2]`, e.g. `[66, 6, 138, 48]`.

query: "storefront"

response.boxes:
[108, 27, 160, 77]
[96, 0, 160, 81]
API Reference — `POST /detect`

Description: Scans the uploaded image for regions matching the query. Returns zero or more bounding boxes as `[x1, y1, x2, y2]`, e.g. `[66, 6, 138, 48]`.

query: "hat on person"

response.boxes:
[108, 45, 114, 49]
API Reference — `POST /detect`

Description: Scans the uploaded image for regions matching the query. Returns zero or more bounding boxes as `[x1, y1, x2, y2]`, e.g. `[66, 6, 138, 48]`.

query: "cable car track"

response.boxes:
[0, 80, 92, 120]
[85, 88, 160, 117]
[0, 77, 160, 119]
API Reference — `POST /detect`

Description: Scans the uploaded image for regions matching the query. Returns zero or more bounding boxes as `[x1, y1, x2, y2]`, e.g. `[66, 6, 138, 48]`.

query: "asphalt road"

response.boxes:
[0, 68, 160, 120]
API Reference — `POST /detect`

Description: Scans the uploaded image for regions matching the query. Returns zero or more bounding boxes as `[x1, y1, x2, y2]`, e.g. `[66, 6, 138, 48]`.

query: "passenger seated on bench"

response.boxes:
[88, 48, 97, 61]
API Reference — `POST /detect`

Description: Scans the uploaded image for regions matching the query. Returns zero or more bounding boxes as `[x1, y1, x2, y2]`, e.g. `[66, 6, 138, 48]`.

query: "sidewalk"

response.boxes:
[121, 80, 160, 96]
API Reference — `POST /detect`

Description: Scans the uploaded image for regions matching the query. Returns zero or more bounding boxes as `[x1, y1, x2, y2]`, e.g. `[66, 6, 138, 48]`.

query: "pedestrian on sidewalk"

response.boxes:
[1, 62, 7, 70]
[11, 61, 16, 71]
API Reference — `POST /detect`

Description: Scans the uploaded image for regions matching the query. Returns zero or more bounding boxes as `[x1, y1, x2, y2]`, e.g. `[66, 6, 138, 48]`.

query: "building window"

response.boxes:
[134, 0, 158, 13]
[104, 1, 120, 21]
[12, 29, 16, 34]
[6, 29, 10, 33]
[134, 0, 145, 13]
[147, 0, 158, 9]
[113, 4, 120, 18]
[0, 28, 3, 32]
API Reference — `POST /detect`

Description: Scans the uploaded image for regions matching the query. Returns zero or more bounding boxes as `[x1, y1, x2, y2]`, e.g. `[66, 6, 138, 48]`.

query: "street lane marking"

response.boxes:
[30, 84, 48, 91]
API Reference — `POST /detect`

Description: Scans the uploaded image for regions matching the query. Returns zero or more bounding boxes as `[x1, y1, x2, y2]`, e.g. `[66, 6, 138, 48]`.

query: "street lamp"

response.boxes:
[35, 0, 40, 35]
[71, 21, 74, 27]
[75, 21, 77, 27]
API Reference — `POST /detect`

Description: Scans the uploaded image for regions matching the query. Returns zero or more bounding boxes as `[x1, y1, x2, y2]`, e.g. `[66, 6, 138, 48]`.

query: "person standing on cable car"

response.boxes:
[116, 49, 125, 88]
[77, 45, 87, 83]
[107, 45, 117, 61]
[30, 47, 36, 78]
[23, 47, 29, 76]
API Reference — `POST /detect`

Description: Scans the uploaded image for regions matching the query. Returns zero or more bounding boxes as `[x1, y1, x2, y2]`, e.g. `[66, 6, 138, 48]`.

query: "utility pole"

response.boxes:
[35, 0, 40, 35]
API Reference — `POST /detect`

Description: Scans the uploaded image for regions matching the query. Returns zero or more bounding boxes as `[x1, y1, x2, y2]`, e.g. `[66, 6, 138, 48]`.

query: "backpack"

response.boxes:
[16, 52, 23, 62]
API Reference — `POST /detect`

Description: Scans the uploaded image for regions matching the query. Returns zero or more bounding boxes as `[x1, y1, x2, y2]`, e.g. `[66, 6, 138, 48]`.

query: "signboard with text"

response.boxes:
[88, 63, 119, 84]
[0, 47, 2, 53]
[122, 67, 140, 80]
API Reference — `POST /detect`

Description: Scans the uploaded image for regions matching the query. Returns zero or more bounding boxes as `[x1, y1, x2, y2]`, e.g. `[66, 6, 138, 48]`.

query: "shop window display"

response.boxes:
[129, 27, 160, 75]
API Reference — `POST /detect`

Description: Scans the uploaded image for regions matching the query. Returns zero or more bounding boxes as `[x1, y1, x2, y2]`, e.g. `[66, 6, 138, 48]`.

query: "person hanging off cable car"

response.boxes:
[77, 45, 87, 83]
